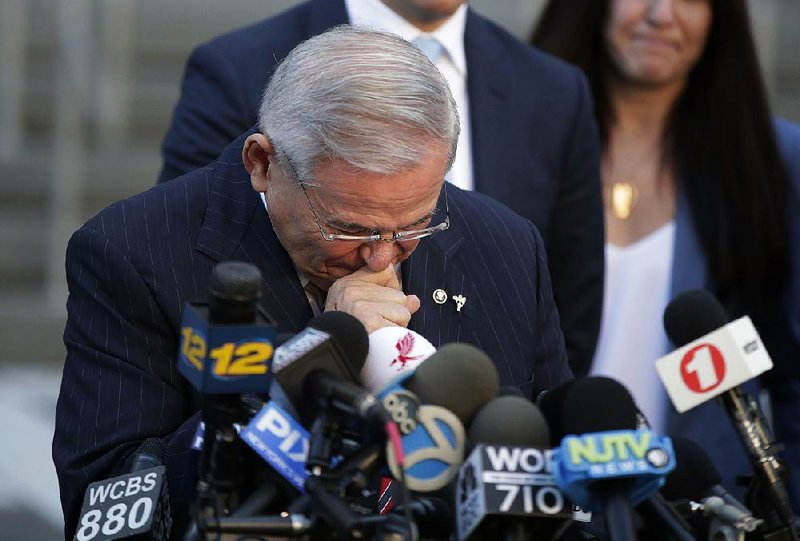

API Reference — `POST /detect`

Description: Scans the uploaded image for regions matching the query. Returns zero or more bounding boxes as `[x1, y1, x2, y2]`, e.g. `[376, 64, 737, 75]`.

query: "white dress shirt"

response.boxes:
[591, 221, 676, 433]
[344, 0, 474, 191]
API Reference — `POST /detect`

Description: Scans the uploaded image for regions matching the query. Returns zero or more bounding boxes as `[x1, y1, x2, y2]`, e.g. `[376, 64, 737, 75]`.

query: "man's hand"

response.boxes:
[324, 266, 420, 333]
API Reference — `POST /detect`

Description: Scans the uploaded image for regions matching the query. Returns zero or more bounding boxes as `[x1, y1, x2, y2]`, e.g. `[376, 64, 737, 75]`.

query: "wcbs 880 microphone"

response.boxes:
[74, 439, 171, 541]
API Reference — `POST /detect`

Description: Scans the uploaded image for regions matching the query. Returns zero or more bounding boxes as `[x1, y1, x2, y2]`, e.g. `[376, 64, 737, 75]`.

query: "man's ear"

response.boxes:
[242, 133, 273, 192]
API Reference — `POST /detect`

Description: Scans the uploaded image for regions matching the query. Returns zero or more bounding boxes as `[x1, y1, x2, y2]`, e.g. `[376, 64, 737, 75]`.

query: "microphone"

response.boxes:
[662, 436, 750, 513]
[74, 439, 172, 541]
[402, 342, 499, 426]
[361, 326, 436, 393]
[272, 311, 370, 425]
[456, 395, 574, 541]
[381, 343, 500, 492]
[389, 496, 453, 539]
[240, 401, 311, 493]
[467, 395, 551, 452]
[177, 261, 277, 395]
[658, 290, 797, 535]
[177, 261, 280, 524]
[546, 377, 678, 541]
[661, 436, 762, 539]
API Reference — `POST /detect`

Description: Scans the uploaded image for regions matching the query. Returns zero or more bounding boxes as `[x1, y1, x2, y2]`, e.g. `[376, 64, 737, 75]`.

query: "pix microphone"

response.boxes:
[74, 439, 172, 541]
[659, 290, 797, 536]
[456, 395, 574, 541]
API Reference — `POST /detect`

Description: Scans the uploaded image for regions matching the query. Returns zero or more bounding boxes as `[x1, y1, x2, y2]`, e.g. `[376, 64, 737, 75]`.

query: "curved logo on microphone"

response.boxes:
[386, 404, 464, 492]
[679, 343, 726, 393]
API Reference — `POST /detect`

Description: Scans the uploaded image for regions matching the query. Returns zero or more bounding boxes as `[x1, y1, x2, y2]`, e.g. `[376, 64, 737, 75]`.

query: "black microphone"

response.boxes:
[176, 261, 282, 536]
[662, 436, 762, 537]
[272, 311, 370, 426]
[662, 290, 797, 537]
[402, 342, 500, 426]
[389, 496, 453, 539]
[74, 439, 172, 541]
[543, 377, 693, 541]
[456, 395, 574, 541]
[662, 436, 750, 512]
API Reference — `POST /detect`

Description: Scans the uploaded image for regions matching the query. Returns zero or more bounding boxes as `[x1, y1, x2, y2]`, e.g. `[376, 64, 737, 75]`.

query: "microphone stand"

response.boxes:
[719, 388, 798, 540]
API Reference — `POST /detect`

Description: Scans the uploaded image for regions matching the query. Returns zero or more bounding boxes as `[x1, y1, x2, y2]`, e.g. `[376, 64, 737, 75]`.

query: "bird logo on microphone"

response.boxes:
[392, 332, 424, 371]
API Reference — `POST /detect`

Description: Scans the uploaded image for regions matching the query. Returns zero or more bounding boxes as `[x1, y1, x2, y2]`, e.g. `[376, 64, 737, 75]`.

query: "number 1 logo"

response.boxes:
[680, 344, 726, 393]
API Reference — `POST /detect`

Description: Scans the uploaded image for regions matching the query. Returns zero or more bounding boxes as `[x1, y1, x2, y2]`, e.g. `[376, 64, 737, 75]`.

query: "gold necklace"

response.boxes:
[606, 181, 639, 220]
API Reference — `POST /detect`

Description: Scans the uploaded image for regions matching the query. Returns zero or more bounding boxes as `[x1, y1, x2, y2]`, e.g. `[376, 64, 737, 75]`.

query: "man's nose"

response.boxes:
[648, 0, 677, 25]
[359, 241, 402, 272]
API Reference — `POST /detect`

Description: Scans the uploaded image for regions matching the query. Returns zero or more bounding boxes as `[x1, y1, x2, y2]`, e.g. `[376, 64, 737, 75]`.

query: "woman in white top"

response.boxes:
[532, 0, 800, 509]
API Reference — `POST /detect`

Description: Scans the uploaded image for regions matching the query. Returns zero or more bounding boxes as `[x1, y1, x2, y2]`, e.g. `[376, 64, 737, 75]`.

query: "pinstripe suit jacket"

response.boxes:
[54, 131, 571, 539]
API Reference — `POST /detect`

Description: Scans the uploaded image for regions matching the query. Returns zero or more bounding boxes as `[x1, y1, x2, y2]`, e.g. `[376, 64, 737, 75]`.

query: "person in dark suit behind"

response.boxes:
[157, 0, 605, 376]
[54, 27, 572, 539]
[532, 0, 800, 510]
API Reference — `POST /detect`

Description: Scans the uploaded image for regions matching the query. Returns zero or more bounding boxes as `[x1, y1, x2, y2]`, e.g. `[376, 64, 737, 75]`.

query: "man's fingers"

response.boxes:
[406, 294, 420, 315]
[346, 264, 401, 289]
[351, 301, 414, 333]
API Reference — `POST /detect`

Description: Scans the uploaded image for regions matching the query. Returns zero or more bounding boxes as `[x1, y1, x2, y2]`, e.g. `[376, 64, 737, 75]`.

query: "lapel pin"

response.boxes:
[432, 289, 448, 304]
[452, 294, 467, 312]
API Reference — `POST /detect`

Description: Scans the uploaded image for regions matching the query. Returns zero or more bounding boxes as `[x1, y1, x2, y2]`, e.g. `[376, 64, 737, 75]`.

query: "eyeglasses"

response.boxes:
[299, 181, 450, 243]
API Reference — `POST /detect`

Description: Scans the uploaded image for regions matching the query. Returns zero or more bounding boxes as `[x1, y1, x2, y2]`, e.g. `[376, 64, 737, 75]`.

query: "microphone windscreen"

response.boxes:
[208, 260, 263, 302]
[499, 386, 525, 397]
[136, 437, 166, 461]
[361, 326, 436, 392]
[660, 436, 722, 501]
[663, 289, 729, 347]
[560, 376, 639, 436]
[467, 395, 551, 451]
[306, 311, 369, 375]
[404, 343, 499, 425]
[536, 378, 579, 445]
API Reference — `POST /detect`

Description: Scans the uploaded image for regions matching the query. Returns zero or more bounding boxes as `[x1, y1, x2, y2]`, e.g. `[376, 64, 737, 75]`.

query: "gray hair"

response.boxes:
[259, 25, 460, 185]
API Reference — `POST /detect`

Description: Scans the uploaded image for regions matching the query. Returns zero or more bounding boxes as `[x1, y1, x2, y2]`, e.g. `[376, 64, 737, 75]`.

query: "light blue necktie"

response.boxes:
[412, 36, 454, 184]
[413, 36, 444, 64]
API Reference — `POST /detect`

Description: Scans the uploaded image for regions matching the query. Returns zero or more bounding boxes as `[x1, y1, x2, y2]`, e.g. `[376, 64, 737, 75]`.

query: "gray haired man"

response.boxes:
[55, 27, 571, 539]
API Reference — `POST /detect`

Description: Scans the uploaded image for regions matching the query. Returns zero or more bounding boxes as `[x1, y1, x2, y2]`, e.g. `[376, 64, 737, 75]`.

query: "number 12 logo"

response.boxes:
[181, 326, 273, 376]
[680, 343, 726, 393]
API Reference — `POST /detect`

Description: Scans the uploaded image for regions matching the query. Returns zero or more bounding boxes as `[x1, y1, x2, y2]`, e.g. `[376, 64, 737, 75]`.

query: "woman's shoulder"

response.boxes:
[774, 117, 800, 191]
[774, 116, 800, 143]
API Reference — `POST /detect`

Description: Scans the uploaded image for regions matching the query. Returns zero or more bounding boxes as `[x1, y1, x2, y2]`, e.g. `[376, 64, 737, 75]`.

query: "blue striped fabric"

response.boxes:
[54, 130, 571, 539]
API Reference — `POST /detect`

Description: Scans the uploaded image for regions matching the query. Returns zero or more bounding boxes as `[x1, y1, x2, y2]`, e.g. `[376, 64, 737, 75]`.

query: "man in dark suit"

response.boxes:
[54, 28, 572, 539]
[158, 0, 604, 376]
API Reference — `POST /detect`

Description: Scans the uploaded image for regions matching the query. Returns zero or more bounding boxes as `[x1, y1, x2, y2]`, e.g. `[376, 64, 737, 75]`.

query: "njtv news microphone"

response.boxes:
[54, 27, 572, 540]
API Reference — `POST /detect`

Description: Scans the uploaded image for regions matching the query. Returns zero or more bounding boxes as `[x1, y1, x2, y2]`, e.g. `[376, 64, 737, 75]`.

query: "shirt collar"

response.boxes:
[344, 0, 468, 76]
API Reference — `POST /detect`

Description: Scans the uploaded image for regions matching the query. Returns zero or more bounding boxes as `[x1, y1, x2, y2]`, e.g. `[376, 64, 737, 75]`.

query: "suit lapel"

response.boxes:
[402, 193, 480, 348]
[464, 10, 514, 204]
[195, 131, 313, 333]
